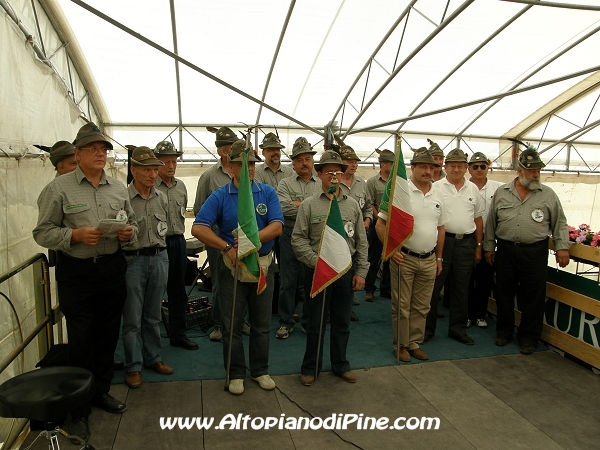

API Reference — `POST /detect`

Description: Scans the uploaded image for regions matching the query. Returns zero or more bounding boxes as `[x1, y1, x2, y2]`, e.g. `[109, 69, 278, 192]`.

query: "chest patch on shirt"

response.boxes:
[256, 203, 267, 215]
[344, 221, 355, 238]
[65, 203, 87, 210]
[531, 209, 544, 222]
[157, 221, 168, 236]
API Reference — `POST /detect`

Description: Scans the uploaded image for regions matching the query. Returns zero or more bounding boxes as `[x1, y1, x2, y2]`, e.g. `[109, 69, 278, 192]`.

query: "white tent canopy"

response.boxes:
[3, 0, 600, 169]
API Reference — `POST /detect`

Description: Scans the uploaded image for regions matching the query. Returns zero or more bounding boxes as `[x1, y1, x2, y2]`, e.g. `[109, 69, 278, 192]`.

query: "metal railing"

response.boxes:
[0, 252, 59, 449]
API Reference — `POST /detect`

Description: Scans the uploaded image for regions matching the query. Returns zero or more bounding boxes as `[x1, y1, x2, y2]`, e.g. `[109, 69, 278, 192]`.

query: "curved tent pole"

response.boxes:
[340, 0, 475, 139]
[69, 0, 324, 138]
[394, 4, 533, 133]
[458, 24, 600, 137]
[254, 0, 296, 130]
[329, 0, 418, 126]
[348, 63, 600, 134]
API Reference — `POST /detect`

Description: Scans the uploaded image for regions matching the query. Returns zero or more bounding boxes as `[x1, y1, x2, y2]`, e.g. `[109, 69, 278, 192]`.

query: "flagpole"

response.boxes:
[396, 263, 401, 364]
[315, 287, 327, 381]
[224, 254, 240, 391]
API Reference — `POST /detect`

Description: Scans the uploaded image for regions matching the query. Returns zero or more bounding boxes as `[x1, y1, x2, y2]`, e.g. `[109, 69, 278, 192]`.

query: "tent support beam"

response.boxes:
[69, 0, 323, 137]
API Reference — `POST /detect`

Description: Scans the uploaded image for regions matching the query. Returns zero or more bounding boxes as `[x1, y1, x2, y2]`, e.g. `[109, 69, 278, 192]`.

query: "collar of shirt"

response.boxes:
[75, 165, 109, 186]
[128, 183, 159, 200]
[408, 179, 433, 196]
[156, 177, 178, 188]
[226, 179, 263, 195]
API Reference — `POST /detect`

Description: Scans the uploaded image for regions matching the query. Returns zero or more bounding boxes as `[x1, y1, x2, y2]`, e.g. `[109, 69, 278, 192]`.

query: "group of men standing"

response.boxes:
[33, 123, 198, 443]
[380, 141, 569, 365]
[32, 123, 571, 441]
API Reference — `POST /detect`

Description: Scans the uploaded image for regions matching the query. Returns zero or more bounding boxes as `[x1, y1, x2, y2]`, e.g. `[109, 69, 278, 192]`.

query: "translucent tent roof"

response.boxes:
[40, 0, 600, 168]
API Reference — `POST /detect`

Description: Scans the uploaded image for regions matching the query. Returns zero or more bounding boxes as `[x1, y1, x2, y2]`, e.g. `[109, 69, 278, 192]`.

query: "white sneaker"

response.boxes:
[466, 319, 472, 328]
[241, 323, 251, 335]
[252, 374, 276, 390]
[276, 326, 293, 339]
[228, 379, 244, 395]
[209, 326, 222, 341]
[476, 319, 488, 328]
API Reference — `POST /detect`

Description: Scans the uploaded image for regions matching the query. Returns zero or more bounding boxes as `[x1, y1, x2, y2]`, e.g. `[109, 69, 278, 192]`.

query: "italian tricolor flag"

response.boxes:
[310, 187, 352, 297]
[379, 137, 414, 260]
[236, 152, 267, 294]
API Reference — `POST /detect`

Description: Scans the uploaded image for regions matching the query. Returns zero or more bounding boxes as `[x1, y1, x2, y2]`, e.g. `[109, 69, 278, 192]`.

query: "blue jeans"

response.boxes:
[301, 267, 353, 376]
[165, 235, 189, 344]
[218, 254, 274, 379]
[365, 221, 390, 293]
[122, 252, 169, 372]
[278, 227, 306, 328]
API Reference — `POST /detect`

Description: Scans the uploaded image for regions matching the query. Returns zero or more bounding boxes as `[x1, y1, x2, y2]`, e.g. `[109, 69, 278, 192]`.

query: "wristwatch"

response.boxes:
[436, 257, 443, 261]
[222, 243, 232, 254]
[476, 242, 483, 247]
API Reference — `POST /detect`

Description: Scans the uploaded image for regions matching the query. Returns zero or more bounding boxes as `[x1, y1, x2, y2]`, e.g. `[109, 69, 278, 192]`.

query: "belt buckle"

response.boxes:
[92, 255, 100, 264]
[455, 233, 464, 239]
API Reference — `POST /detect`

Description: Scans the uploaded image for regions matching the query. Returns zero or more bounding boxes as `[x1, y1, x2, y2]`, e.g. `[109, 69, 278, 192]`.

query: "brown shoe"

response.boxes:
[394, 347, 411, 362]
[300, 374, 314, 386]
[340, 371, 357, 383]
[146, 361, 174, 375]
[409, 348, 429, 360]
[125, 371, 142, 388]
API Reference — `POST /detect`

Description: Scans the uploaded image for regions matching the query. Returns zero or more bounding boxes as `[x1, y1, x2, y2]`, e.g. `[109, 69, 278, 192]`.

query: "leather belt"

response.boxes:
[59, 250, 120, 264]
[124, 247, 166, 256]
[401, 247, 435, 259]
[496, 237, 548, 248]
[445, 232, 474, 240]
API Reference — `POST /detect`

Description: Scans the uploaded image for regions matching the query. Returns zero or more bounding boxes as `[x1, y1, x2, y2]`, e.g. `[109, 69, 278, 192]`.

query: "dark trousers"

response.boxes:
[468, 257, 495, 321]
[301, 267, 353, 376]
[364, 221, 390, 294]
[218, 255, 274, 379]
[166, 235, 188, 344]
[426, 236, 476, 338]
[56, 251, 127, 418]
[494, 239, 548, 344]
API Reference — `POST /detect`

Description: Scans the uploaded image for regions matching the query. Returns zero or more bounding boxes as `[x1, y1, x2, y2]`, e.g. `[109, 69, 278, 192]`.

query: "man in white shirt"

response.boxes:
[424, 149, 484, 345]
[376, 150, 447, 361]
[466, 152, 503, 329]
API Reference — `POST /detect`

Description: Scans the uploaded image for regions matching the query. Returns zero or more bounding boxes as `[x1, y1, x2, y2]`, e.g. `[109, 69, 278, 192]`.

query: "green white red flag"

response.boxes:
[311, 186, 352, 297]
[379, 138, 414, 260]
[236, 152, 267, 294]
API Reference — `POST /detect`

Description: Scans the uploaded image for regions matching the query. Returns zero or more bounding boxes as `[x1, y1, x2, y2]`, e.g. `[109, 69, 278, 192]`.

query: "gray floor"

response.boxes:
[21, 351, 600, 450]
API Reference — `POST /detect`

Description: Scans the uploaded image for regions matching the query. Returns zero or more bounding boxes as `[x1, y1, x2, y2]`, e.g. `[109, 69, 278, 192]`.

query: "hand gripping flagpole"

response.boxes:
[224, 251, 240, 391]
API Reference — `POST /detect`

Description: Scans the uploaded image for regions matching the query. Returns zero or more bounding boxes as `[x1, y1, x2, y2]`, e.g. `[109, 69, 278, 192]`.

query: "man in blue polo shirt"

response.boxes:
[192, 140, 283, 395]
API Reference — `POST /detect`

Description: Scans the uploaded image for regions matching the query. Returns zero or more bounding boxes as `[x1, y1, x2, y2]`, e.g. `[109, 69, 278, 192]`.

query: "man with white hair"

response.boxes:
[484, 147, 569, 355]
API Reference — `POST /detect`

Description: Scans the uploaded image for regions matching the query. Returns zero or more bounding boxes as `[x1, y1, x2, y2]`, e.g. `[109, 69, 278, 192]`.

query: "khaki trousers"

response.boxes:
[391, 254, 437, 350]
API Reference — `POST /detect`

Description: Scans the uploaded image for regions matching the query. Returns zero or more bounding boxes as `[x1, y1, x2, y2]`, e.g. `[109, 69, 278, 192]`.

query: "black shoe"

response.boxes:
[436, 311, 445, 318]
[495, 337, 510, 347]
[93, 393, 127, 414]
[450, 334, 474, 345]
[113, 360, 124, 370]
[171, 339, 199, 350]
[422, 333, 433, 343]
[519, 343, 536, 355]
[379, 291, 391, 299]
[69, 415, 90, 444]
[350, 311, 359, 322]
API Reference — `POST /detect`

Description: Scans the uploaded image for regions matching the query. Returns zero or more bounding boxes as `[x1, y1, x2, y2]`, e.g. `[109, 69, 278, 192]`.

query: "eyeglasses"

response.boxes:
[470, 164, 488, 170]
[80, 147, 109, 154]
[446, 163, 466, 170]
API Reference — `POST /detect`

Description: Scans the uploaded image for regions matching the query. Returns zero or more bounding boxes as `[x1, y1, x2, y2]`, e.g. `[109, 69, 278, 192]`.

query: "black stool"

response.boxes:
[0, 366, 94, 449]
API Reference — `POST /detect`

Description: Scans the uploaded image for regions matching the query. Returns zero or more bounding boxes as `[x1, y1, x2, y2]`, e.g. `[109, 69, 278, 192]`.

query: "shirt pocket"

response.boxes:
[63, 203, 90, 215]
[109, 202, 124, 219]
[176, 200, 186, 218]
